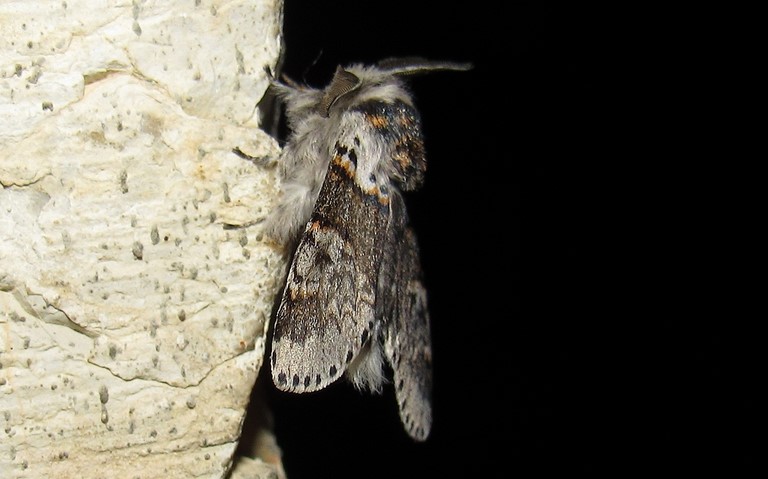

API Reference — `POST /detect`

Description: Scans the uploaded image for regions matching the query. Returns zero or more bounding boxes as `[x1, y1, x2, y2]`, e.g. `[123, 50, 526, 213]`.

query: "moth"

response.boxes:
[265, 58, 471, 441]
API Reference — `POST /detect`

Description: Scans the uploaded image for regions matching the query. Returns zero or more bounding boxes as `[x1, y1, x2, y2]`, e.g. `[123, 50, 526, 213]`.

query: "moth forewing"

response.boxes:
[270, 139, 388, 393]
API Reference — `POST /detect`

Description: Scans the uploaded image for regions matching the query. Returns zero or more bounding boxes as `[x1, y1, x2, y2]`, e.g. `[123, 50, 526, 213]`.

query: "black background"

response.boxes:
[252, 1, 605, 478]
[240, 2, 748, 478]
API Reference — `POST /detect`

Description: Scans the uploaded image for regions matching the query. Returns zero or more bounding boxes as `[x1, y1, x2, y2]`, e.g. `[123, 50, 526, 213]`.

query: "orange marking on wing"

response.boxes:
[366, 114, 389, 129]
[396, 114, 415, 127]
[359, 184, 390, 205]
[392, 149, 414, 170]
[331, 154, 356, 178]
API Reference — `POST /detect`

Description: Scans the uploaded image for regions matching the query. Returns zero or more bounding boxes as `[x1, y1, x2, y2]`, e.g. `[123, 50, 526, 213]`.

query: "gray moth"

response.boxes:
[265, 58, 471, 441]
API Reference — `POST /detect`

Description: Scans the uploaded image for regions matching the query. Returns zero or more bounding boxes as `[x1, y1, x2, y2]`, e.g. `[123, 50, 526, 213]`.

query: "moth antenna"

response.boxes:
[376, 57, 473, 76]
[302, 49, 324, 83]
[279, 74, 303, 89]
[317, 66, 362, 117]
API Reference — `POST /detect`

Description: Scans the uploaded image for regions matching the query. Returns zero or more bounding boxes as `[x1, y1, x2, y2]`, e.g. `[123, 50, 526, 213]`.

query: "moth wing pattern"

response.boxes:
[267, 58, 470, 441]
[270, 140, 390, 393]
[379, 193, 433, 441]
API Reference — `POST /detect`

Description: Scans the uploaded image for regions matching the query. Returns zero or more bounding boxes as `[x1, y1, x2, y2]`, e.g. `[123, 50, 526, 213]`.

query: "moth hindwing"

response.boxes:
[266, 58, 471, 441]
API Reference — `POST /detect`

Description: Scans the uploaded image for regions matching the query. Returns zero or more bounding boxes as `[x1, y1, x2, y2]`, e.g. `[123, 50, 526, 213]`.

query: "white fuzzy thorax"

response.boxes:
[263, 64, 416, 248]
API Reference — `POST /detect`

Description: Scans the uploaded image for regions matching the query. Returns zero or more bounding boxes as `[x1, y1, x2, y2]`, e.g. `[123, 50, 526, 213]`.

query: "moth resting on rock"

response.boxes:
[265, 58, 471, 441]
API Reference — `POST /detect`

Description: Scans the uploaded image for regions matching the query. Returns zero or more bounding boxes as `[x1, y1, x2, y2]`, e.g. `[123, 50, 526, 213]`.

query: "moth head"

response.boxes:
[317, 58, 472, 118]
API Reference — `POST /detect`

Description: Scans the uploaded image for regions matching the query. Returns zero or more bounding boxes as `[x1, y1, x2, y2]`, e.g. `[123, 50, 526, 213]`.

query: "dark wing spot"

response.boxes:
[397, 379, 404, 391]
[304, 375, 311, 388]
[277, 372, 287, 386]
[335, 142, 348, 156]
[361, 330, 369, 345]
[315, 374, 322, 386]
[354, 136, 360, 146]
[369, 173, 376, 183]
[345, 350, 354, 363]
[292, 374, 300, 387]
[348, 149, 358, 166]
[329, 365, 337, 377]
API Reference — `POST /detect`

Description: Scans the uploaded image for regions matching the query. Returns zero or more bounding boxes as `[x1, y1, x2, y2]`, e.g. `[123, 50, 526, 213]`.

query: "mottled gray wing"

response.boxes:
[380, 193, 433, 441]
[271, 145, 389, 393]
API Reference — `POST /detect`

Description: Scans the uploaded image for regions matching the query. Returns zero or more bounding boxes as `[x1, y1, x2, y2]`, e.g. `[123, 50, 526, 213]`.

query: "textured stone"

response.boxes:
[0, 1, 285, 477]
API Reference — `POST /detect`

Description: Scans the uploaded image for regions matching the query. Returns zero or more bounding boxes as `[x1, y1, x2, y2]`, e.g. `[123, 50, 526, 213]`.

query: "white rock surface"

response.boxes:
[0, 1, 285, 477]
